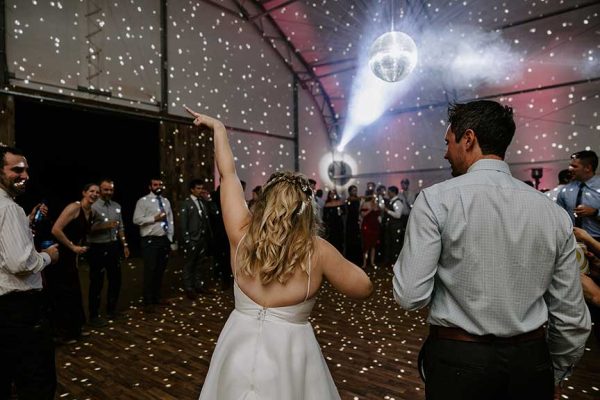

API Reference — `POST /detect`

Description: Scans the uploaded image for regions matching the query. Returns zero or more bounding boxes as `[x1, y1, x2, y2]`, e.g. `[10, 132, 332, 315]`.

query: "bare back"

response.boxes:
[231, 235, 371, 308]
[231, 234, 321, 308]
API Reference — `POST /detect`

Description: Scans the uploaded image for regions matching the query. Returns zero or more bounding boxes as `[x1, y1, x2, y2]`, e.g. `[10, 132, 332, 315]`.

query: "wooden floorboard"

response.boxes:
[53, 257, 600, 399]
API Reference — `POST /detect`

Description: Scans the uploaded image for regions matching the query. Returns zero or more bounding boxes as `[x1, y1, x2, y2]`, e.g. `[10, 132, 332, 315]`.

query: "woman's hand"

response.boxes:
[184, 106, 224, 130]
[72, 245, 89, 255]
[574, 227, 593, 245]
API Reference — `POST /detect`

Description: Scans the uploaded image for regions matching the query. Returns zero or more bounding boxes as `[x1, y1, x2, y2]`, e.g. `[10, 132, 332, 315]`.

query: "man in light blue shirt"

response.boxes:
[557, 151, 600, 238]
[393, 100, 590, 400]
[557, 150, 600, 344]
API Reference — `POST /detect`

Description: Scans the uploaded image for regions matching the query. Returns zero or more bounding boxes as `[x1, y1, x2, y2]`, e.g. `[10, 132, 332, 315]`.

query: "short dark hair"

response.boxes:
[448, 100, 515, 158]
[388, 186, 399, 195]
[557, 169, 571, 184]
[150, 176, 162, 184]
[571, 150, 598, 172]
[99, 178, 114, 185]
[0, 146, 25, 166]
[315, 189, 323, 198]
[188, 178, 205, 191]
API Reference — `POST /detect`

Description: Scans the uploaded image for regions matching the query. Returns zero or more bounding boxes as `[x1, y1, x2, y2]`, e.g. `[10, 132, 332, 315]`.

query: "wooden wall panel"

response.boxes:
[159, 120, 214, 242]
[0, 94, 15, 146]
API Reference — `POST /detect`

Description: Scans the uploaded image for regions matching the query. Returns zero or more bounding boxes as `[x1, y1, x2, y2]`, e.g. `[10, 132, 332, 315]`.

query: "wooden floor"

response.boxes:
[55, 258, 600, 399]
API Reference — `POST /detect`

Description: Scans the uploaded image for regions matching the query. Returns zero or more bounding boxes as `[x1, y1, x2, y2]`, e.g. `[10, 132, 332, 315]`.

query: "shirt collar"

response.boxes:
[190, 194, 199, 201]
[0, 187, 11, 200]
[467, 159, 512, 175]
[582, 175, 600, 186]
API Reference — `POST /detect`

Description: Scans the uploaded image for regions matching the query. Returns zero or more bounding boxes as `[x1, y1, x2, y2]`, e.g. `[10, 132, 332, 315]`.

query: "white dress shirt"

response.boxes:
[133, 192, 174, 242]
[393, 159, 591, 384]
[0, 188, 51, 295]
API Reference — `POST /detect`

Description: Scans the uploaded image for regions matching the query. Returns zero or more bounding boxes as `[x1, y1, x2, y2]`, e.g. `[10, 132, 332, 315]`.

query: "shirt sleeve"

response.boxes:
[544, 225, 592, 385]
[132, 198, 154, 226]
[556, 189, 568, 212]
[0, 203, 48, 275]
[387, 199, 404, 219]
[165, 199, 174, 242]
[393, 191, 441, 310]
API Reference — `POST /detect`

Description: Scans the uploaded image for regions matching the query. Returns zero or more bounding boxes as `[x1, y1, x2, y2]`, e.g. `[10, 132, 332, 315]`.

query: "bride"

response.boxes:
[185, 106, 373, 400]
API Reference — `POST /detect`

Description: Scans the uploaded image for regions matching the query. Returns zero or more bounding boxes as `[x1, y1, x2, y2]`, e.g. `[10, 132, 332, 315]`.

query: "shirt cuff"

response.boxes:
[40, 252, 51, 267]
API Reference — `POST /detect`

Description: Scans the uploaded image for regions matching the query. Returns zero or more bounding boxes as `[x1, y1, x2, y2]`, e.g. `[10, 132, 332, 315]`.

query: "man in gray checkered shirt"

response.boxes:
[393, 100, 590, 400]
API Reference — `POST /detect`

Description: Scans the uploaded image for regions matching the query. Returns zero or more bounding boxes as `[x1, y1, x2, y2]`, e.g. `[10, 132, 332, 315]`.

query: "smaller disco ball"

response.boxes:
[369, 31, 418, 82]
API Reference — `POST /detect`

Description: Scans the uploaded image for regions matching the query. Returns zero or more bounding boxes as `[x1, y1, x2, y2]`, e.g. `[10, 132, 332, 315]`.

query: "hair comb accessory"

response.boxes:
[296, 201, 307, 216]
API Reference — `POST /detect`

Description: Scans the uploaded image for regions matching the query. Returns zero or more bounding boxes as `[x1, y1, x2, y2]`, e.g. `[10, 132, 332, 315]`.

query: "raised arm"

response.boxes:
[184, 106, 250, 245]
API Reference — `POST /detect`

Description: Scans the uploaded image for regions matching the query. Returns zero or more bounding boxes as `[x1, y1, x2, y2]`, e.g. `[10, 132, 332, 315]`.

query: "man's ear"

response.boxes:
[463, 129, 477, 150]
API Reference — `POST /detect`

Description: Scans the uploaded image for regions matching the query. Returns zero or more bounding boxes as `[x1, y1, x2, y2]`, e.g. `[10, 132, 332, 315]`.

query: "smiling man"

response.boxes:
[0, 146, 59, 399]
[392, 101, 590, 400]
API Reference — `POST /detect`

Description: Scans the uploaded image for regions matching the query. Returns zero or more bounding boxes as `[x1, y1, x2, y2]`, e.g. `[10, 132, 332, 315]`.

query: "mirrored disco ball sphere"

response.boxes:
[369, 31, 418, 82]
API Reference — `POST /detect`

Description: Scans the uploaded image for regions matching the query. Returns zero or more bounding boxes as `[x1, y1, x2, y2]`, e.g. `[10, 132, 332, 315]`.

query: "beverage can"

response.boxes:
[40, 240, 55, 250]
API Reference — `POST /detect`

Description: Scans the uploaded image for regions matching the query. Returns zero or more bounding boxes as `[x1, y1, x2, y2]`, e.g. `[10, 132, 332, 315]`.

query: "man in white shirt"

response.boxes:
[133, 177, 174, 312]
[0, 146, 59, 399]
[382, 185, 404, 267]
[393, 101, 590, 399]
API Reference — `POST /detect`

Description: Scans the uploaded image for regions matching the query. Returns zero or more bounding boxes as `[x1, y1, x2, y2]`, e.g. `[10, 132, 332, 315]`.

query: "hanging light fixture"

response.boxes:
[368, 0, 418, 82]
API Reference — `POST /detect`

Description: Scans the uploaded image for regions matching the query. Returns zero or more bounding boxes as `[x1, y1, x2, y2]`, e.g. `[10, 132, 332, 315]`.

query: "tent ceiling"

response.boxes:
[229, 0, 600, 142]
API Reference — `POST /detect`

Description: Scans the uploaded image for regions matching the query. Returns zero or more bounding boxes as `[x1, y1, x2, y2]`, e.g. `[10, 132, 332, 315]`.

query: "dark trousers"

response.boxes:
[182, 239, 209, 291]
[43, 257, 85, 340]
[0, 291, 56, 400]
[384, 219, 404, 265]
[141, 236, 171, 304]
[419, 335, 554, 400]
[88, 242, 122, 317]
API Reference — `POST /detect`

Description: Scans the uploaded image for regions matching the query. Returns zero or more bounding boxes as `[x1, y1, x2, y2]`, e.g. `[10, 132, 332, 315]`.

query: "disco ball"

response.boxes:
[368, 31, 418, 82]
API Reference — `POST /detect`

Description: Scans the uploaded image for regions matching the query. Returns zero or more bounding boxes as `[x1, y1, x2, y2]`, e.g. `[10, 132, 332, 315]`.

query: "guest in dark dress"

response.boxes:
[46, 183, 99, 344]
[322, 189, 345, 252]
[344, 185, 363, 265]
[360, 190, 381, 269]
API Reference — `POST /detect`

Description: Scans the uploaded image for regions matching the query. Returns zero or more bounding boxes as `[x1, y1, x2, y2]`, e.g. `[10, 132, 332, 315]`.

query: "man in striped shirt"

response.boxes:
[0, 146, 59, 399]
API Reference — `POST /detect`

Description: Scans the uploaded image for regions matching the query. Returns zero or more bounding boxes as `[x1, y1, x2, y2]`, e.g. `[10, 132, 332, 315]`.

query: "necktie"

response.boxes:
[195, 198, 204, 216]
[574, 182, 585, 228]
[157, 196, 169, 232]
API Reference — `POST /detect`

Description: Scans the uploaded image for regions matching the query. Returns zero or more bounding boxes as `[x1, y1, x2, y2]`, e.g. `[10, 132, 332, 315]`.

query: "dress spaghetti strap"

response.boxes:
[233, 233, 247, 282]
[304, 253, 312, 302]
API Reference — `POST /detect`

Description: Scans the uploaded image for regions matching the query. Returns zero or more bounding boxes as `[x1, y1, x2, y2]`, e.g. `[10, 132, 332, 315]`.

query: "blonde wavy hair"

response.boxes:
[237, 171, 317, 285]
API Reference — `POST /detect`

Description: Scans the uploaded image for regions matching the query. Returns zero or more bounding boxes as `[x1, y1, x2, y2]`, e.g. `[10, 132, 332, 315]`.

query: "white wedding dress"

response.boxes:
[198, 250, 340, 400]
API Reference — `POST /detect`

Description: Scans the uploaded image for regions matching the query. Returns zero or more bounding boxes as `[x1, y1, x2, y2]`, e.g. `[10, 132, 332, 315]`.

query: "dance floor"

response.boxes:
[55, 257, 600, 399]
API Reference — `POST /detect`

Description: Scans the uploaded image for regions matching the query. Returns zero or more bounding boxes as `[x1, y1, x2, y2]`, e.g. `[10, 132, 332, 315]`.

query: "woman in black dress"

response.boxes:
[45, 183, 99, 344]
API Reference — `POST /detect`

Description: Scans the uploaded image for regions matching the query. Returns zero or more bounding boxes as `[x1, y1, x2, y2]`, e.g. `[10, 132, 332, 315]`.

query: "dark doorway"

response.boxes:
[14, 97, 160, 256]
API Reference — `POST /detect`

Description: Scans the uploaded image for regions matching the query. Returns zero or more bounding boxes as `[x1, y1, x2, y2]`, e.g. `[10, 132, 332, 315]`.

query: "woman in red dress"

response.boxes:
[360, 190, 381, 269]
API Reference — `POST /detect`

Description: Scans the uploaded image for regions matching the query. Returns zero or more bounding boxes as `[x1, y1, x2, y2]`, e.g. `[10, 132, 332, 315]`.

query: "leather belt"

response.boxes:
[429, 325, 546, 344]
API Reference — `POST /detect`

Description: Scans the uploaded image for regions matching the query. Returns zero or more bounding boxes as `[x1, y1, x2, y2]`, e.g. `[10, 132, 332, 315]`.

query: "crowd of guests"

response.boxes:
[315, 178, 418, 270]
[0, 100, 599, 399]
